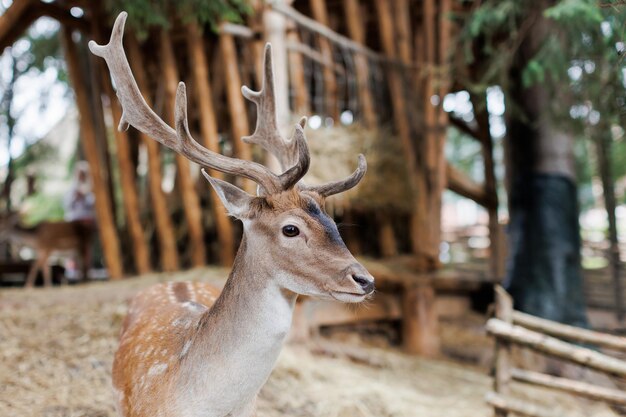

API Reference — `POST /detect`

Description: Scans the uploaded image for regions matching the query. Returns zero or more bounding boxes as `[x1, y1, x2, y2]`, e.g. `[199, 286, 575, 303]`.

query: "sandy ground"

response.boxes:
[0, 267, 620, 417]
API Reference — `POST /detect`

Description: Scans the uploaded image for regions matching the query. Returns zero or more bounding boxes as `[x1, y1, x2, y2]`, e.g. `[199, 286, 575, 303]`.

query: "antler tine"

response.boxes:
[305, 154, 367, 197]
[90, 13, 307, 194]
[242, 44, 300, 170]
[241, 43, 366, 197]
[175, 83, 280, 193]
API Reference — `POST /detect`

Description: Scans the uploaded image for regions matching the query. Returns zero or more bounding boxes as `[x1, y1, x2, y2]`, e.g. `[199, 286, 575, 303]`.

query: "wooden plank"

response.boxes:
[512, 310, 626, 351]
[309, 0, 339, 120]
[373, 0, 424, 263]
[160, 29, 206, 267]
[286, 25, 310, 114]
[101, 71, 151, 275]
[342, 0, 376, 128]
[62, 27, 123, 279]
[126, 35, 179, 272]
[185, 22, 235, 267]
[511, 368, 626, 405]
[219, 31, 255, 193]
[486, 318, 626, 377]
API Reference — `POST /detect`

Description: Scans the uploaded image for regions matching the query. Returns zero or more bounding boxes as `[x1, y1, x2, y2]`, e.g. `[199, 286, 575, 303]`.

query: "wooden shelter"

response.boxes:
[0, 0, 501, 355]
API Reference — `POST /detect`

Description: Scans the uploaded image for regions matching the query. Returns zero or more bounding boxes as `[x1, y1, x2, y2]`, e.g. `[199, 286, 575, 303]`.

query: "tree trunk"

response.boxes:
[595, 130, 623, 321]
[504, 7, 587, 326]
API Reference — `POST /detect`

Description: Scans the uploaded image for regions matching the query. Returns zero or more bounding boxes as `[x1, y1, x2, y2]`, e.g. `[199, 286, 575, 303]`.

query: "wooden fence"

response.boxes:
[487, 286, 626, 417]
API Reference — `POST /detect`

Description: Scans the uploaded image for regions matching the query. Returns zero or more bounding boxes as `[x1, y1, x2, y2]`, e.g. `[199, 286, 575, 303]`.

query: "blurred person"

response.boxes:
[63, 161, 96, 281]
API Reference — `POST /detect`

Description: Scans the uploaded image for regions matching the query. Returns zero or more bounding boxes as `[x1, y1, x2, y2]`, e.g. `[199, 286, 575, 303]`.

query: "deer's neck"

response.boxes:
[177, 234, 296, 416]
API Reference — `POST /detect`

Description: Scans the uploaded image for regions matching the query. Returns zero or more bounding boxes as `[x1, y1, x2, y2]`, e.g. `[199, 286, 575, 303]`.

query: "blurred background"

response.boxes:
[0, 0, 625, 416]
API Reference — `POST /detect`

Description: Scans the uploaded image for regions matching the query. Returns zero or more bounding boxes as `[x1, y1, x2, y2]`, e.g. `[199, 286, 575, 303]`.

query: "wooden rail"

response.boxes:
[487, 286, 626, 417]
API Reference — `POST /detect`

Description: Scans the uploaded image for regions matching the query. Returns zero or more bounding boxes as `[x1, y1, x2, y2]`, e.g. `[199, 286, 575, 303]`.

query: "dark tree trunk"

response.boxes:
[504, 5, 588, 326]
[595, 130, 623, 321]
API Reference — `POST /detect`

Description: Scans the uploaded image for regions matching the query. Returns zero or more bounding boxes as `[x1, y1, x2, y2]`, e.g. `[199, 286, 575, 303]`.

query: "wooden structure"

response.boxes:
[0, 1, 503, 354]
[487, 286, 626, 417]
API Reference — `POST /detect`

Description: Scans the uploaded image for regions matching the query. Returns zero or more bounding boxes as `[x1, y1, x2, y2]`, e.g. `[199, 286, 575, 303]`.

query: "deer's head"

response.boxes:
[89, 13, 374, 302]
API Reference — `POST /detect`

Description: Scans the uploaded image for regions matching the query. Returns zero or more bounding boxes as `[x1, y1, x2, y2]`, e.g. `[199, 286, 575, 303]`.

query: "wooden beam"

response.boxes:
[373, 0, 424, 263]
[486, 392, 558, 417]
[0, 0, 89, 51]
[285, 40, 345, 76]
[270, 2, 415, 69]
[511, 368, 626, 405]
[219, 31, 255, 194]
[126, 35, 179, 272]
[486, 318, 626, 377]
[446, 163, 489, 206]
[512, 310, 626, 351]
[309, 0, 339, 120]
[494, 286, 513, 417]
[160, 29, 206, 268]
[185, 22, 235, 267]
[286, 25, 310, 114]
[342, 0, 376, 128]
[101, 70, 151, 275]
[62, 27, 123, 279]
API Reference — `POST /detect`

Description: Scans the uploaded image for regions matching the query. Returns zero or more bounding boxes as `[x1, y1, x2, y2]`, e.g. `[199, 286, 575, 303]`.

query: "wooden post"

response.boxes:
[62, 27, 123, 279]
[185, 22, 235, 267]
[101, 73, 152, 275]
[377, 212, 398, 257]
[286, 23, 310, 115]
[126, 35, 179, 272]
[309, 0, 339, 120]
[345, 0, 398, 258]
[219, 31, 256, 193]
[343, 0, 375, 128]
[472, 92, 501, 281]
[494, 285, 513, 417]
[262, 3, 290, 173]
[160, 30, 206, 268]
[373, 0, 424, 263]
[402, 281, 440, 356]
[427, 0, 451, 265]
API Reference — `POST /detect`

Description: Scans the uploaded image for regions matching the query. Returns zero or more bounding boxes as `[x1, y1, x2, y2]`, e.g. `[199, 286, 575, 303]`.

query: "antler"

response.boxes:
[89, 12, 309, 194]
[242, 44, 367, 197]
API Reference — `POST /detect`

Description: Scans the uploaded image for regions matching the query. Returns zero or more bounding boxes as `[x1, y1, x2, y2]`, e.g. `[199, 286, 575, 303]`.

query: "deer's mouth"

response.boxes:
[330, 291, 370, 303]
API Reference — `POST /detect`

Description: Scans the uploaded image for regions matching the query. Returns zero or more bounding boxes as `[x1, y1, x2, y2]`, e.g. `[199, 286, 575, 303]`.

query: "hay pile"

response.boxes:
[0, 268, 619, 417]
[302, 124, 414, 212]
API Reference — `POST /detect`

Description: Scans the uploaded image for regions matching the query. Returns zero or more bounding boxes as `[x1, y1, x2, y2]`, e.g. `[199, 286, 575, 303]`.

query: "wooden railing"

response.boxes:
[487, 286, 626, 417]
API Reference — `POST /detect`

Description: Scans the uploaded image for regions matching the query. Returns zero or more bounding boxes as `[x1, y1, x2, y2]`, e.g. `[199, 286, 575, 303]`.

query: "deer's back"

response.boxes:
[113, 281, 220, 417]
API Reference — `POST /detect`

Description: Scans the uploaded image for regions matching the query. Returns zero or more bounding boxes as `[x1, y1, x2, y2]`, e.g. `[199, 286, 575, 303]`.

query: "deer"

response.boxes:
[90, 12, 374, 417]
[0, 212, 92, 287]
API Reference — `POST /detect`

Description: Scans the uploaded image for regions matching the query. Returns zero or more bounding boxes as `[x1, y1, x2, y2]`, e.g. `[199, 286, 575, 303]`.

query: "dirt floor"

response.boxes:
[0, 268, 620, 417]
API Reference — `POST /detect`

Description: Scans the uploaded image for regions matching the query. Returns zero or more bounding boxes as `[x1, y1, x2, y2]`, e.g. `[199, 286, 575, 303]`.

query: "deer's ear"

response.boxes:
[201, 170, 253, 218]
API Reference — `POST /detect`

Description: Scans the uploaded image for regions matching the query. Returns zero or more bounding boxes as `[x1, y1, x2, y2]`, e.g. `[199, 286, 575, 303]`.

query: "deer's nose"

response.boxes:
[351, 274, 375, 294]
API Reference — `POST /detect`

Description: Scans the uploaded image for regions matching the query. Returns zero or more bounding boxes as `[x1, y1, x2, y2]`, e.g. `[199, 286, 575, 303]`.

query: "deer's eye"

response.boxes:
[282, 225, 300, 237]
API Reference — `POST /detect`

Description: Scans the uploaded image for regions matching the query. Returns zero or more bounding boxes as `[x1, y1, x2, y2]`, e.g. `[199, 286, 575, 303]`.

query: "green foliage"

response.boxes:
[104, 0, 253, 38]
[458, 0, 626, 193]
[20, 193, 65, 226]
